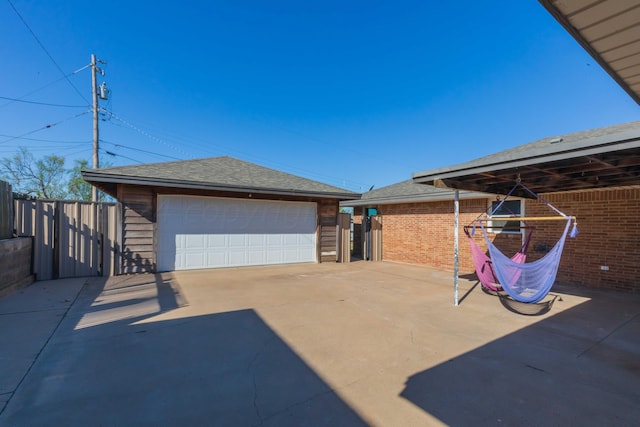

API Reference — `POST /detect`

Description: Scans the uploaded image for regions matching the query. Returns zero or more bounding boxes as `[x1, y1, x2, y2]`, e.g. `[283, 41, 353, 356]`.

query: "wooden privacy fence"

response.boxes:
[14, 200, 121, 280]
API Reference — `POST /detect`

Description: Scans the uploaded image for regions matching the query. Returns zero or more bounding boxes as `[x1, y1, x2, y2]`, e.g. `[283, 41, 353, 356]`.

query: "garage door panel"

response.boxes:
[266, 235, 283, 245]
[228, 234, 246, 247]
[282, 249, 296, 262]
[266, 251, 284, 263]
[158, 197, 181, 215]
[283, 234, 299, 246]
[158, 195, 318, 271]
[248, 234, 266, 246]
[185, 234, 206, 249]
[248, 250, 266, 264]
[185, 253, 206, 269]
[207, 234, 227, 248]
[207, 252, 227, 266]
[228, 250, 247, 266]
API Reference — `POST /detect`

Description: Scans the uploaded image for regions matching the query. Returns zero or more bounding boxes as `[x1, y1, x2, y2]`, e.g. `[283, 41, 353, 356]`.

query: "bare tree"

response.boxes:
[0, 148, 68, 199]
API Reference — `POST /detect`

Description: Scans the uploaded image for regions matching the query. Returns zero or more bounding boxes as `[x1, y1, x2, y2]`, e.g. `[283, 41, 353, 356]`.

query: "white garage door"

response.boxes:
[157, 195, 317, 271]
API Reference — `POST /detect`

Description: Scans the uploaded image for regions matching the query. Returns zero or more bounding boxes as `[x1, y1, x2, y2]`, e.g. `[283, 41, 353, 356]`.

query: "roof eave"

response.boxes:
[412, 138, 640, 184]
[538, 0, 640, 106]
[82, 172, 361, 200]
[340, 190, 489, 207]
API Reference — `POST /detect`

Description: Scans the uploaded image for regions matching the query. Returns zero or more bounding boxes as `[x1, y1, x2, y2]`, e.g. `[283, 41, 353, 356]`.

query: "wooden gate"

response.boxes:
[14, 200, 121, 280]
[369, 215, 382, 261]
[362, 215, 382, 261]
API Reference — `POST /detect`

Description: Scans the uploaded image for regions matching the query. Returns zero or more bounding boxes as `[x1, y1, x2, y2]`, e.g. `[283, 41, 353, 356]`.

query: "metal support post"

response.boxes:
[454, 189, 459, 306]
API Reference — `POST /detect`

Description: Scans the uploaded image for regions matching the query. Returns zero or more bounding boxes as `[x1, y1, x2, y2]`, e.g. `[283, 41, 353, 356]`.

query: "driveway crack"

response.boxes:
[577, 310, 640, 358]
[0, 279, 89, 416]
[250, 335, 278, 426]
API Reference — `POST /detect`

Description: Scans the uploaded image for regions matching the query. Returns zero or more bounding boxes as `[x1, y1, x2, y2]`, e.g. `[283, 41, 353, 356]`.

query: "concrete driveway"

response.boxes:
[1, 261, 639, 426]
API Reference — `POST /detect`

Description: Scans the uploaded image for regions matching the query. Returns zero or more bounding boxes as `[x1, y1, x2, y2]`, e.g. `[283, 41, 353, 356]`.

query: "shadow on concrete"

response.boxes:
[458, 272, 478, 282]
[498, 293, 558, 316]
[1, 274, 367, 426]
[400, 293, 640, 426]
[460, 271, 558, 316]
[80, 274, 184, 316]
[458, 280, 479, 305]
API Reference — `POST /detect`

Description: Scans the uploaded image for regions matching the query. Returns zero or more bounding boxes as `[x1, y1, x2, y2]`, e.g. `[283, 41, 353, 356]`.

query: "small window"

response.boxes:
[488, 200, 523, 234]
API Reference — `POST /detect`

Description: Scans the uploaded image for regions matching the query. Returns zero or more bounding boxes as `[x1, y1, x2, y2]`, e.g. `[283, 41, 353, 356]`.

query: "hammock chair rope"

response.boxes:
[469, 181, 578, 304]
[465, 227, 533, 292]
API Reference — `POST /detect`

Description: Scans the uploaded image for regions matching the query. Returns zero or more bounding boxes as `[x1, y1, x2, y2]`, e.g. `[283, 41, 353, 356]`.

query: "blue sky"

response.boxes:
[1, 1, 638, 192]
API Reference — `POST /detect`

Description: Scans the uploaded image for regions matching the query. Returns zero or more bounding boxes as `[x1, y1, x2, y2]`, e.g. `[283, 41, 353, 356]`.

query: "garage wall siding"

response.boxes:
[318, 199, 339, 262]
[119, 185, 155, 273]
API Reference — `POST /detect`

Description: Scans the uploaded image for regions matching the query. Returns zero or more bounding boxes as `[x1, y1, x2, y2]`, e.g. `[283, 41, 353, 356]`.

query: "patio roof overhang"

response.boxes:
[412, 126, 640, 198]
[538, 0, 640, 106]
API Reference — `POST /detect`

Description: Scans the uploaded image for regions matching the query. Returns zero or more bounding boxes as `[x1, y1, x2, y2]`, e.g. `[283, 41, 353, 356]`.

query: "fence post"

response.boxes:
[97, 203, 103, 276]
[0, 181, 12, 240]
[53, 201, 60, 279]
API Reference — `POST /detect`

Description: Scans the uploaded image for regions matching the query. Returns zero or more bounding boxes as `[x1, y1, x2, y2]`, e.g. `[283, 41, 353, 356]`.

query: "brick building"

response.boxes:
[344, 121, 640, 293]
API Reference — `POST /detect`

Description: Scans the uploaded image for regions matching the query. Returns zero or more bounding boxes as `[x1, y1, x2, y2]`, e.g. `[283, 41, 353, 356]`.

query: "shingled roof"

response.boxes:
[413, 120, 640, 197]
[82, 156, 360, 200]
[342, 179, 488, 207]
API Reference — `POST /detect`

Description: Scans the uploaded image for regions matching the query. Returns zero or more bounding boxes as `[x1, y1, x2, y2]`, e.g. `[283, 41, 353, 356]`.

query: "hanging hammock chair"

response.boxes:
[470, 181, 578, 304]
[465, 227, 533, 292]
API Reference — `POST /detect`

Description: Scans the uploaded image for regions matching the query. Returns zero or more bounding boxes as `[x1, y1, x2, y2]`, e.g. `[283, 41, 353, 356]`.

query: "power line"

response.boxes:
[106, 112, 194, 158]
[0, 96, 88, 108]
[0, 134, 89, 144]
[0, 109, 91, 145]
[0, 65, 90, 110]
[7, 0, 90, 104]
[62, 147, 92, 157]
[100, 148, 142, 164]
[0, 145, 89, 154]
[100, 139, 183, 161]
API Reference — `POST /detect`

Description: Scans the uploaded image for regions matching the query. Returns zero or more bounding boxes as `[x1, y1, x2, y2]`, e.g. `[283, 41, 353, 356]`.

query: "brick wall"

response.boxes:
[525, 187, 640, 292]
[374, 187, 640, 293]
[379, 199, 490, 271]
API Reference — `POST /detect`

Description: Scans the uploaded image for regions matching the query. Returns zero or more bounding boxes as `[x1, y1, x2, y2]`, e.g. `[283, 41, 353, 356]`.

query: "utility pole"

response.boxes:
[90, 54, 108, 202]
[91, 54, 99, 202]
